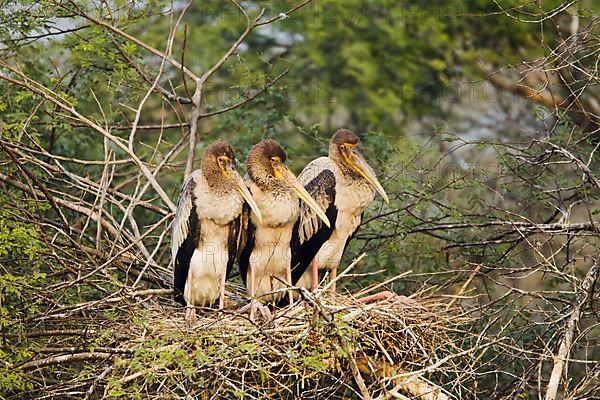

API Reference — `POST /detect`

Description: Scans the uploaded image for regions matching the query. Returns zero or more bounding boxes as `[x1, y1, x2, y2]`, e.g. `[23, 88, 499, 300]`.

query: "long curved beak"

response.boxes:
[349, 149, 389, 204]
[277, 164, 330, 228]
[229, 168, 263, 224]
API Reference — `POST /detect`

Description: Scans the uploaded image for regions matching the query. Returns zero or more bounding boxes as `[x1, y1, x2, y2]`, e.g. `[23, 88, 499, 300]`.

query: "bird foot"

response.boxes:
[185, 306, 197, 325]
[238, 299, 273, 322]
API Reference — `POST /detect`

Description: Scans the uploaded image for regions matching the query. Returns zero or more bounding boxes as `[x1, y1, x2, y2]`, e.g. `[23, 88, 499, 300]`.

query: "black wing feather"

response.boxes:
[227, 216, 240, 280]
[238, 203, 255, 287]
[171, 173, 200, 306]
[227, 201, 250, 281]
[174, 205, 199, 306]
[291, 169, 337, 284]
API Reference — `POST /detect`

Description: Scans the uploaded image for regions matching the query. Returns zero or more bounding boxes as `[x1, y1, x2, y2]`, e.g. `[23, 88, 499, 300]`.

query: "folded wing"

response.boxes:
[291, 158, 338, 284]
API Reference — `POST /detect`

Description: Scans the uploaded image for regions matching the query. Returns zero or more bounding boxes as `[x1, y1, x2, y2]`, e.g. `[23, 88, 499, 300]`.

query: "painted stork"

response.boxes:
[171, 141, 263, 323]
[238, 139, 330, 318]
[291, 129, 389, 292]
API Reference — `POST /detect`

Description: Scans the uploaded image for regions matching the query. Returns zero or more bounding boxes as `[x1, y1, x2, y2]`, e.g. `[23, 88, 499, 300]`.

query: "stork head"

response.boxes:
[201, 140, 262, 223]
[246, 139, 287, 181]
[330, 129, 389, 204]
[247, 139, 330, 227]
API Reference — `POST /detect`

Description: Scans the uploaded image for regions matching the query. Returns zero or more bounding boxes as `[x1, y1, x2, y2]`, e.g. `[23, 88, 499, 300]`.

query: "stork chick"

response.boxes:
[239, 139, 330, 319]
[172, 141, 262, 324]
[292, 129, 389, 292]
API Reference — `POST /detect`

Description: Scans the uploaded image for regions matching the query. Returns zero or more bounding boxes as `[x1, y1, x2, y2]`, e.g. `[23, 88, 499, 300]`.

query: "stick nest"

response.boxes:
[13, 282, 479, 399]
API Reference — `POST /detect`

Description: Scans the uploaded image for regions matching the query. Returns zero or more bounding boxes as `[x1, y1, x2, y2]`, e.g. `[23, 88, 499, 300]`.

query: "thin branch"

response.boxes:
[0, 62, 177, 211]
[184, 2, 264, 177]
[18, 352, 113, 371]
[198, 69, 290, 118]
[65, 0, 200, 82]
[545, 262, 599, 400]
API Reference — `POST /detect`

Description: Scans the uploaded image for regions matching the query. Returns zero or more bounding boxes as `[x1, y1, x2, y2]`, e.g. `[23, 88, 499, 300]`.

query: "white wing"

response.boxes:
[297, 157, 337, 243]
[171, 170, 201, 266]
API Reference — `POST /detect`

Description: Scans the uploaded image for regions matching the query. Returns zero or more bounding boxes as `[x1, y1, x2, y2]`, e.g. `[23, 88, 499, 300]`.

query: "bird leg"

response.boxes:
[328, 265, 337, 292]
[358, 291, 394, 303]
[253, 300, 272, 321]
[311, 258, 319, 291]
[184, 274, 196, 324]
[249, 263, 256, 321]
[238, 264, 273, 322]
[287, 266, 294, 305]
[218, 271, 227, 309]
[185, 305, 196, 324]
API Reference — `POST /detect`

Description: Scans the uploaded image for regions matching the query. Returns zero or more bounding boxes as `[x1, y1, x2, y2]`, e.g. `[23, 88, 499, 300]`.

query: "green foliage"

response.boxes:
[271, 0, 556, 132]
[0, 207, 42, 261]
[0, 194, 46, 395]
[0, 355, 32, 399]
[0, 271, 46, 396]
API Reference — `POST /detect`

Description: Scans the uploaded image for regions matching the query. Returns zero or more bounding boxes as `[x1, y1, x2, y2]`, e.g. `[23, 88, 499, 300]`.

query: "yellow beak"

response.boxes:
[229, 167, 263, 224]
[348, 148, 389, 204]
[276, 163, 330, 228]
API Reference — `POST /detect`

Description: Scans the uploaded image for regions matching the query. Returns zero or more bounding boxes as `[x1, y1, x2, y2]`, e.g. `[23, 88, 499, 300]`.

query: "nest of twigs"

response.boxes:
[12, 275, 480, 400]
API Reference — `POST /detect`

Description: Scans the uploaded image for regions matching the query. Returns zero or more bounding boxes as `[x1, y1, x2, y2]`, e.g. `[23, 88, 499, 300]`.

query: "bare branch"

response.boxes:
[0, 61, 177, 212]
[65, 1, 200, 82]
[18, 352, 113, 371]
[545, 262, 599, 400]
